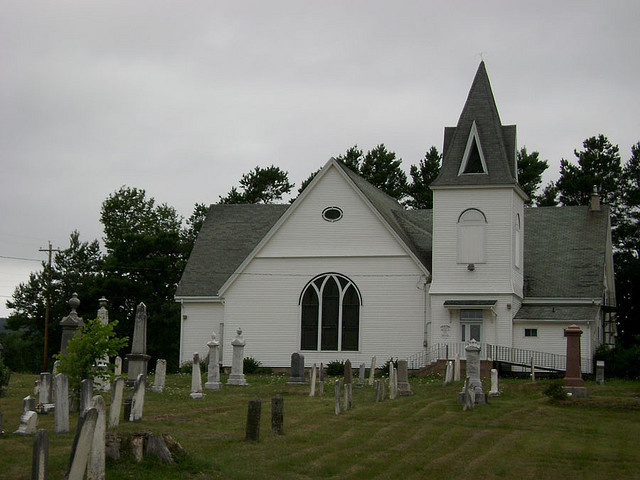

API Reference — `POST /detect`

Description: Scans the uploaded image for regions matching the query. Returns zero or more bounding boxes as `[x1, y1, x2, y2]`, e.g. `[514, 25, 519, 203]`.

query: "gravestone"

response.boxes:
[343, 359, 353, 386]
[15, 410, 38, 435]
[204, 332, 222, 390]
[59, 293, 84, 356]
[271, 395, 284, 435]
[129, 374, 146, 422]
[23, 395, 37, 413]
[444, 361, 453, 385]
[334, 380, 341, 415]
[462, 377, 475, 411]
[530, 357, 536, 382]
[39, 373, 52, 405]
[34, 380, 40, 398]
[368, 357, 376, 386]
[389, 366, 397, 400]
[245, 397, 261, 442]
[114, 356, 122, 376]
[457, 340, 487, 405]
[54, 373, 69, 433]
[596, 360, 605, 385]
[287, 353, 306, 384]
[563, 324, 588, 397]
[80, 379, 94, 413]
[375, 380, 381, 403]
[151, 359, 167, 393]
[87, 396, 106, 480]
[309, 364, 317, 397]
[318, 363, 324, 396]
[357, 363, 366, 387]
[454, 353, 461, 382]
[489, 368, 500, 397]
[66, 408, 98, 480]
[126, 303, 151, 387]
[94, 297, 111, 393]
[190, 352, 205, 399]
[108, 377, 125, 428]
[31, 429, 48, 480]
[52, 360, 61, 375]
[397, 360, 413, 396]
[227, 328, 247, 386]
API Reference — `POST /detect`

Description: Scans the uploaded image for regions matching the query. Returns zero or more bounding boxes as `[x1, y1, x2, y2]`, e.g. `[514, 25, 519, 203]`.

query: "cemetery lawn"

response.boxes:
[1, 373, 640, 479]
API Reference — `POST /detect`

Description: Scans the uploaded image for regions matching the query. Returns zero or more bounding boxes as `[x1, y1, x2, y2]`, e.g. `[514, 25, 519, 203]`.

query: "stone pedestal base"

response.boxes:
[286, 378, 306, 386]
[126, 353, 150, 387]
[204, 382, 222, 391]
[457, 391, 488, 405]
[397, 382, 413, 396]
[189, 392, 205, 399]
[151, 386, 164, 393]
[227, 374, 247, 386]
[563, 386, 589, 398]
[488, 390, 501, 397]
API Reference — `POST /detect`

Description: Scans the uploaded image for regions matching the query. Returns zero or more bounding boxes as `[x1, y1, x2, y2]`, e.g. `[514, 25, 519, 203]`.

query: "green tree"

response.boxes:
[100, 186, 189, 368]
[335, 145, 364, 173]
[405, 146, 441, 209]
[556, 135, 622, 207]
[183, 203, 209, 250]
[219, 165, 294, 204]
[54, 317, 128, 398]
[536, 182, 559, 207]
[360, 144, 408, 200]
[517, 147, 549, 205]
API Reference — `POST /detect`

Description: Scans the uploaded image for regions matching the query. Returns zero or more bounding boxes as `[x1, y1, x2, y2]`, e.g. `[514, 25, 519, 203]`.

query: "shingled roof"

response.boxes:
[522, 205, 609, 299]
[175, 203, 288, 297]
[431, 61, 517, 188]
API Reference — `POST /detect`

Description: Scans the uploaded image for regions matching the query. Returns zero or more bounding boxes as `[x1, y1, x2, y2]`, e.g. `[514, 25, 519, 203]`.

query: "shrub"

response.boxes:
[543, 380, 567, 402]
[377, 357, 398, 377]
[243, 357, 262, 374]
[0, 356, 11, 394]
[325, 360, 345, 377]
[594, 343, 640, 380]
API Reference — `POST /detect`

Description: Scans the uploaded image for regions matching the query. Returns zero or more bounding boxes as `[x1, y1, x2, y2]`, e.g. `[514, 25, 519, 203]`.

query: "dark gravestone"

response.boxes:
[245, 397, 261, 442]
[343, 359, 353, 385]
[31, 429, 48, 480]
[287, 353, 306, 384]
[79, 379, 94, 413]
[123, 395, 133, 422]
[271, 395, 284, 435]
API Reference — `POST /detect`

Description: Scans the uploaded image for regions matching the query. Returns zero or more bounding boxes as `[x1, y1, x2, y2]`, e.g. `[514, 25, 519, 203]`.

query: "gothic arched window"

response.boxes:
[300, 273, 362, 351]
[457, 208, 487, 264]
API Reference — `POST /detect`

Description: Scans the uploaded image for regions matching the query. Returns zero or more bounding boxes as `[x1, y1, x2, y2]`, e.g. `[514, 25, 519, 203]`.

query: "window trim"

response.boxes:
[457, 208, 487, 264]
[299, 273, 362, 352]
[524, 328, 538, 337]
[458, 121, 488, 176]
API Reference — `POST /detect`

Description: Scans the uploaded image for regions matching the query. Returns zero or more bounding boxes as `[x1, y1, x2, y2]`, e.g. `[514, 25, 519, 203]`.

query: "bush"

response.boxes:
[325, 360, 345, 377]
[243, 357, 262, 374]
[543, 380, 567, 402]
[0, 356, 11, 393]
[594, 343, 640, 380]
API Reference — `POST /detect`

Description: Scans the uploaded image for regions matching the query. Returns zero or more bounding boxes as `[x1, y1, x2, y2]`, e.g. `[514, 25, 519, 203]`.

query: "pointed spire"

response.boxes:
[431, 62, 517, 188]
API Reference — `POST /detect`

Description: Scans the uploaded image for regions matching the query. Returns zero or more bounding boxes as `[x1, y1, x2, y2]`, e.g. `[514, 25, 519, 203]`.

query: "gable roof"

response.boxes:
[522, 205, 609, 299]
[431, 61, 518, 188]
[175, 203, 288, 297]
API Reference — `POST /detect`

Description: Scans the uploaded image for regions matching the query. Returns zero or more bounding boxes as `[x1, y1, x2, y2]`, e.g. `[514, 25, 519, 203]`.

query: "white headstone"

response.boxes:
[54, 373, 69, 433]
[15, 410, 38, 435]
[39, 373, 51, 404]
[454, 354, 461, 382]
[444, 361, 453, 385]
[114, 356, 122, 376]
[309, 364, 317, 397]
[489, 368, 500, 397]
[368, 357, 376, 386]
[151, 359, 167, 393]
[108, 377, 125, 428]
[31, 429, 48, 480]
[190, 352, 205, 399]
[129, 374, 146, 422]
[357, 363, 366, 387]
[80, 379, 94, 413]
[87, 396, 106, 480]
[205, 332, 222, 391]
[227, 328, 247, 386]
[67, 408, 98, 480]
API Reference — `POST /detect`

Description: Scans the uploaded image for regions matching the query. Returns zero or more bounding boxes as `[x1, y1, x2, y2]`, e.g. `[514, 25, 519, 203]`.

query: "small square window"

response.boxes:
[524, 328, 538, 337]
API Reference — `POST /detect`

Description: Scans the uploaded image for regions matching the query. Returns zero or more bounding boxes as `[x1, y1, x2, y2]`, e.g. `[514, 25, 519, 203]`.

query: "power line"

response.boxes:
[0, 254, 42, 262]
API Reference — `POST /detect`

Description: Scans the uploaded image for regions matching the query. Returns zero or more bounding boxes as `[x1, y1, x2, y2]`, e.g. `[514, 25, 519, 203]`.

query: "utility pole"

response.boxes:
[40, 242, 60, 372]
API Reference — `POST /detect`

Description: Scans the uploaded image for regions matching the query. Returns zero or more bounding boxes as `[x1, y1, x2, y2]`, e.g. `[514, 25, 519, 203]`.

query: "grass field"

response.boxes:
[1, 371, 639, 479]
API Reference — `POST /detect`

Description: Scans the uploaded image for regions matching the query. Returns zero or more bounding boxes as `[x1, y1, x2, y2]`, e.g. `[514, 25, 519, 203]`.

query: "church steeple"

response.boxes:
[431, 62, 517, 188]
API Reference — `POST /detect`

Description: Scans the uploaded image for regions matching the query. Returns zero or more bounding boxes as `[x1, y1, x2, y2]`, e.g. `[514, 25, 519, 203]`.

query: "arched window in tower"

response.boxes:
[299, 273, 362, 351]
[457, 208, 487, 264]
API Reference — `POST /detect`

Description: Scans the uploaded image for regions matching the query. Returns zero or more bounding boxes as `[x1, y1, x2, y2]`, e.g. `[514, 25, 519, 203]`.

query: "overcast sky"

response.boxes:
[1, 1, 638, 318]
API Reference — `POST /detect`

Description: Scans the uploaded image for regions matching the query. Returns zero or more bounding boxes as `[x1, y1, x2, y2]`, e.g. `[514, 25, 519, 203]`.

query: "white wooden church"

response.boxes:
[176, 63, 616, 372]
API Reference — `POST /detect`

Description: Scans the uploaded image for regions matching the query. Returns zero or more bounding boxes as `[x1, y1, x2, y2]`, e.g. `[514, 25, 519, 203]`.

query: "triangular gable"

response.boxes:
[217, 159, 430, 296]
[457, 121, 488, 175]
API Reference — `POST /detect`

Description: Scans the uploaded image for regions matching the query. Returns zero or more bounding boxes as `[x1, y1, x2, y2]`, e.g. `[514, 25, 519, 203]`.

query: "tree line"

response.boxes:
[2, 134, 639, 373]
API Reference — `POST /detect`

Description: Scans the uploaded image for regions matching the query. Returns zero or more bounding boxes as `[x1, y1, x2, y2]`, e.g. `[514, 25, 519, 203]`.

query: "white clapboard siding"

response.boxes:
[513, 322, 592, 360]
[180, 301, 224, 365]
[222, 256, 427, 367]
[430, 187, 523, 295]
[258, 167, 408, 259]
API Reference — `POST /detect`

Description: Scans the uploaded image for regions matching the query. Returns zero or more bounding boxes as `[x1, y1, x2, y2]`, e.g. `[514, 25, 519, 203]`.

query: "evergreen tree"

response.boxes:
[517, 147, 549, 205]
[405, 146, 441, 209]
[360, 144, 408, 200]
[219, 165, 293, 204]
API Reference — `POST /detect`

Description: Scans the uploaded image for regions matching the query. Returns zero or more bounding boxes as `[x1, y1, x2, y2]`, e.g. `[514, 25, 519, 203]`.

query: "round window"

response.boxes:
[322, 207, 343, 222]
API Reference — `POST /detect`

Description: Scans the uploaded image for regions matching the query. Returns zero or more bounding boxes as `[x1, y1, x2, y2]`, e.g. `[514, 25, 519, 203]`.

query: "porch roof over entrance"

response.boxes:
[443, 300, 497, 308]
